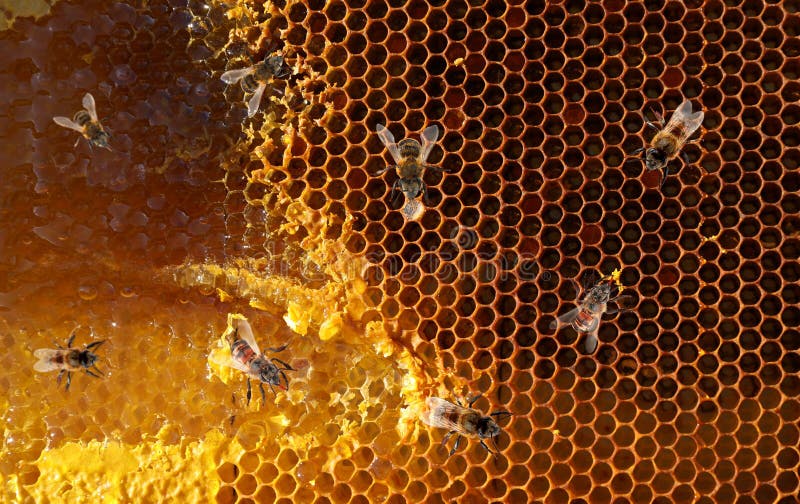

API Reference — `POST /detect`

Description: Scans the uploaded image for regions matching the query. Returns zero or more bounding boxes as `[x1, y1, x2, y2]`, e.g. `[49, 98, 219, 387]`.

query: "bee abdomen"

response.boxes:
[231, 340, 256, 364]
[73, 110, 92, 127]
[241, 74, 260, 93]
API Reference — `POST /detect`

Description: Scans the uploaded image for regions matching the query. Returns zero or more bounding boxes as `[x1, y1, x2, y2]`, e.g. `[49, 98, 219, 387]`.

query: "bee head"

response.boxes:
[80, 350, 99, 368]
[257, 361, 280, 385]
[644, 148, 667, 171]
[398, 138, 421, 158]
[264, 54, 287, 78]
[589, 282, 613, 303]
[477, 416, 502, 439]
[95, 132, 111, 150]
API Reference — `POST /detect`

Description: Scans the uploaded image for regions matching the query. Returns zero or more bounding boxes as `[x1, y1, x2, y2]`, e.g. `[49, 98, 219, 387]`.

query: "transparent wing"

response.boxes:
[232, 318, 260, 355]
[33, 349, 64, 372]
[549, 307, 580, 330]
[53, 116, 84, 132]
[82, 93, 98, 121]
[666, 99, 704, 148]
[584, 330, 599, 355]
[419, 125, 439, 163]
[247, 82, 266, 118]
[422, 397, 469, 433]
[376, 123, 403, 164]
[401, 198, 424, 221]
[209, 347, 250, 374]
[221, 67, 253, 84]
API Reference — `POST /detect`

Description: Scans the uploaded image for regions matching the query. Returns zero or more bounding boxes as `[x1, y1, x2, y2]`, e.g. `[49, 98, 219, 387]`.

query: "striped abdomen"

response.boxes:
[231, 339, 257, 367]
[573, 307, 601, 333]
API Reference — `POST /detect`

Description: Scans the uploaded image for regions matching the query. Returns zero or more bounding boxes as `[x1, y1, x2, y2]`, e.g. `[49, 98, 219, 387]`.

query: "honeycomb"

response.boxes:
[1, 0, 799, 502]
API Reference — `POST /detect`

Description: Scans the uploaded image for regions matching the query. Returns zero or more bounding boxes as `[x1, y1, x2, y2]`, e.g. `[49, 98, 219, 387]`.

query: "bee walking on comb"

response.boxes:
[211, 317, 294, 406]
[549, 270, 635, 355]
[221, 44, 291, 118]
[422, 394, 511, 458]
[33, 327, 105, 391]
[630, 99, 704, 188]
[53, 92, 112, 150]
[375, 123, 447, 220]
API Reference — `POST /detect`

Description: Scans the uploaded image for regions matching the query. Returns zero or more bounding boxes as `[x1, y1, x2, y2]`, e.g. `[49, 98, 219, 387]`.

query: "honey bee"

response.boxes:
[221, 50, 290, 118]
[33, 328, 105, 390]
[53, 93, 111, 150]
[422, 395, 511, 457]
[631, 99, 704, 187]
[211, 319, 294, 405]
[549, 274, 634, 355]
[375, 123, 446, 220]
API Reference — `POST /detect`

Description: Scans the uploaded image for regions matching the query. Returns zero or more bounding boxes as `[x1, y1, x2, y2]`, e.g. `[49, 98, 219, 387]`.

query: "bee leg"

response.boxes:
[67, 330, 77, 348]
[420, 181, 430, 205]
[645, 121, 660, 131]
[279, 370, 290, 390]
[490, 410, 512, 418]
[630, 147, 645, 156]
[374, 165, 395, 176]
[449, 435, 462, 457]
[57, 370, 65, 386]
[442, 430, 456, 447]
[660, 165, 670, 188]
[85, 368, 102, 378]
[266, 343, 290, 353]
[260, 383, 268, 403]
[653, 110, 666, 126]
[85, 340, 105, 351]
[65, 372, 72, 391]
[246, 379, 252, 405]
[680, 151, 691, 165]
[425, 164, 448, 172]
[391, 181, 403, 205]
[479, 440, 495, 455]
[467, 393, 483, 407]
[272, 358, 294, 371]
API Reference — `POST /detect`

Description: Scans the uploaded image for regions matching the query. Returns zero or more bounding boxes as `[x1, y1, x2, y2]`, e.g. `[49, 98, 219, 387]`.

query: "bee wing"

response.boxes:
[33, 349, 64, 372]
[667, 100, 704, 148]
[422, 397, 469, 433]
[247, 82, 267, 118]
[209, 347, 251, 374]
[549, 306, 581, 330]
[53, 116, 84, 133]
[232, 317, 261, 355]
[376, 123, 403, 164]
[418, 125, 439, 163]
[82, 93, 99, 122]
[401, 197, 424, 220]
[221, 67, 253, 84]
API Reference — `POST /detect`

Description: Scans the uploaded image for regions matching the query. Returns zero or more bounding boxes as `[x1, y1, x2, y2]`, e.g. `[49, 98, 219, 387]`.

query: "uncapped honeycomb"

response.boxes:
[1, 0, 799, 502]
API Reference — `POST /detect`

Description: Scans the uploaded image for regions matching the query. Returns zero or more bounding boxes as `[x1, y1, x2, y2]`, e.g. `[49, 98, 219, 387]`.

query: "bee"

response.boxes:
[421, 395, 511, 457]
[631, 99, 704, 187]
[53, 93, 112, 150]
[549, 274, 633, 355]
[211, 319, 294, 405]
[33, 328, 105, 390]
[375, 123, 446, 220]
[221, 50, 290, 118]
